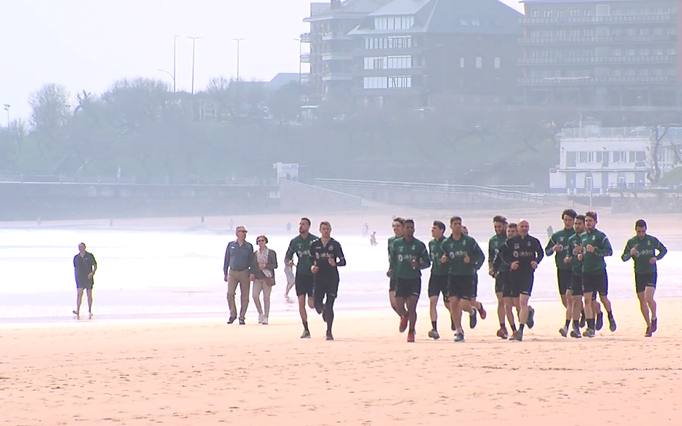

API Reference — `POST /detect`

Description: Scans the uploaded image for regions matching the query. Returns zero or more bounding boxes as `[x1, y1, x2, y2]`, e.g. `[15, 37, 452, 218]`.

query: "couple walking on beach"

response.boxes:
[223, 226, 278, 326]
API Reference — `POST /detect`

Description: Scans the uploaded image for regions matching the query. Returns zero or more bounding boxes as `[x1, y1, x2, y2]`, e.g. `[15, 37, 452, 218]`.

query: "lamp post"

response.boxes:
[172, 34, 179, 93]
[233, 38, 244, 81]
[187, 36, 202, 95]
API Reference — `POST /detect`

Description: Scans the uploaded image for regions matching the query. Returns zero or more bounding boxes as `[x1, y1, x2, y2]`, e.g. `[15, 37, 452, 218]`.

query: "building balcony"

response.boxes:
[519, 75, 676, 86]
[321, 32, 352, 41]
[357, 67, 425, 76]
[519, 55, 676, 66]
[322, 52, 353, 61]
[300, 33, 311, 43]
[300, 53, 311, 63]
[521, 14, 674, 26]
[322, 72, 353, 82]
[519, 35, 677, 46]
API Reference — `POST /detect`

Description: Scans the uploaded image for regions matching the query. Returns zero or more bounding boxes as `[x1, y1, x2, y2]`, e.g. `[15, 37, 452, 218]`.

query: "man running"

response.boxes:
[578, 211, 615, 337]
[387, 218, 406, 318]
[545, 209, 577, 337]
[563, 215, 587, 338]
[72, 242, 97, 320]
[488, 216, 509, 338]
[310, 221, 346, 341]
[427, 220, 449, 340]
[500, 219, 543, 341]
[441, 216, 485, 342]
[497, 223, 520, 336]
[285, 218, 319, 338]
[390, 219, 430, 343]
[462, 225, 486, 329]
[621, 219, 667, 337]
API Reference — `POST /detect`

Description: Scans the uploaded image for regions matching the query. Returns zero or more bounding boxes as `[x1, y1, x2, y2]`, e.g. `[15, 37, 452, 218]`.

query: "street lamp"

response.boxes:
[172, 34, 179, 93]
[2, 104, 9, 128]
[187, 35, 202, 95]
[233, 38, 244, 81]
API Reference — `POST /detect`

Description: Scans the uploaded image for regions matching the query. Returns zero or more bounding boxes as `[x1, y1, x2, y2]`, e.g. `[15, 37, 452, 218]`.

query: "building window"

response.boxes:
[374, 16, 414, 32]
[364, 57, 386, 70]
[475, 57, 483, 69]
[494, 57, 501, 69]
[612, 151, 627, 163]
[387, 55, 412, 69]
[387, 76, 412, 88]
[363, 76, 387, 89]
[459, 57, 465, 68]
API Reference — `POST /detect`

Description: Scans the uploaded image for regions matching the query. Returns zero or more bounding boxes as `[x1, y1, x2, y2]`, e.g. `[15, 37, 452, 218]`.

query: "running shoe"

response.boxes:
[559, 327, 568, 337]
[583, 328, 595, 338]
[595, 312, 604, 331]
[651, 318, 658, 333]
[496, 328, 508, 340]
[608, 316, 617, 332]
[454, 332, 464, 342]
[510, 330, 523, 341]
[399, 315, 408, 333]
[570, 327, 582, 338]
[527, 306, 535, 329]
[478, 304, 487, 320]
[469, 310, 478, 329]
[407, 331, 415, 343]
[326, 332, 334, 341]
[644, 326, 652, 338]
[428, 329, 440, 340]
[227, 316, 237, 324]
[300, 329, 311, 339]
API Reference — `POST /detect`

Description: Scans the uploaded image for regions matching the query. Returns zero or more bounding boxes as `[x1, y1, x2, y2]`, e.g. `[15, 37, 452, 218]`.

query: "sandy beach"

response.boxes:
[2, 298, 681, 426]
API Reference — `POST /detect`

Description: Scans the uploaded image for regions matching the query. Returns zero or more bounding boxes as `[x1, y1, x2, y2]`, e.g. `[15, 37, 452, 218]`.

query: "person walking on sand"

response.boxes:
[224, 226, 254, 325]
[285, 218, 319, 338]
[72, 242, 97, 320]
[251, 235, 278, 325]
[310, 221, 346, 341]
[427, 220, 450, 340]
[621, 219, 667, 337]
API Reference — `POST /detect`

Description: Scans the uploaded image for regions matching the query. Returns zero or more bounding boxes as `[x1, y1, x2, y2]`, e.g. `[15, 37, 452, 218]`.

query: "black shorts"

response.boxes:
[499, 271, 517, 298]
[570, 273, 583, 296]
[494, 273, 505, 294]
[389, 276, 397, 292]
[428, 274, 449, 299]
[314, 278, 339, 300]
[582, 270, 608, 296]
[557, 269, 572, 296]
[395, 277, 421, 298]
[448, 275, 474, 300]
[510, 271, 534, 296]
[295, 273, 315, 297]
[635, 272, 657, 294]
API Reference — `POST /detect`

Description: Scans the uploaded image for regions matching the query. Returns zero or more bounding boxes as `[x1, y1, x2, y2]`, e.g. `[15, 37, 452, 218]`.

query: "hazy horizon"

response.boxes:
[0, 0, 524, 121]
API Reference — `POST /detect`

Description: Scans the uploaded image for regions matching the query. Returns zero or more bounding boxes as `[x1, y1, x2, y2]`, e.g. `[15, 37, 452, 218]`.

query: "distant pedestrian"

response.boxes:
[224, 226, 254, 325]
[251, 235, 278, 325]
[72, 242, 97, 320]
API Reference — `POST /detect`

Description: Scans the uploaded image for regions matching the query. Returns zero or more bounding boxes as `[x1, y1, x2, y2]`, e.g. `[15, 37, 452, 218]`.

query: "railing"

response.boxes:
[522, 14, 674, 25]
[559, 127, 651, 139]
[519, 55, 676, 65]
[519, 75, 675, 85]
[314, 178, 546, 204]
[520, 34, 676, 45]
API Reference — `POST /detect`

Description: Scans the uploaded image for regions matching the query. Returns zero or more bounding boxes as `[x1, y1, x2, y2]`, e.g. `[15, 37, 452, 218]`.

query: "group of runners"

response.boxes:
[383, 210, 667, 342]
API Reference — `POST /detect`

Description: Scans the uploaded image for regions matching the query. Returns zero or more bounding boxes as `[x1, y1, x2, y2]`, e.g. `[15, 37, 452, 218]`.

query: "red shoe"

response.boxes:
[407, 331, 415, 342]
[478, 303, 487, 320]
[399, 315, 408, 333]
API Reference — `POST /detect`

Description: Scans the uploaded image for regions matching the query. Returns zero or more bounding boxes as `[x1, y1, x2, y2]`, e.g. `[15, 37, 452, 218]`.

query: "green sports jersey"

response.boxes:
[545, 228, 576, 271]
[488, 234, 506, 273]
[391, 237, 431, 279]
[621, 234, 667, 274]
[388, 236, 398, 276]
[579, 229, 612, 273]
[428, 237, 448, 276]
[441, 234, 485, 277]
[566, 232, 584, 275]
[284, 234, 319, 276]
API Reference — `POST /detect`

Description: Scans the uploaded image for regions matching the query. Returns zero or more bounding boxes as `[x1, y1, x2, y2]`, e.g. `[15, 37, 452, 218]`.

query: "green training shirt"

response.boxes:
[284, 234, 319, 276]
[391, 237, 431, 280]
[428, 237, 448, 276]
[488, 233, 507, 273]
[545, 228, 576, 271]
[621, 234, 667, 274]
[441, 234, 485, 277]
[579, 229, 612, 274]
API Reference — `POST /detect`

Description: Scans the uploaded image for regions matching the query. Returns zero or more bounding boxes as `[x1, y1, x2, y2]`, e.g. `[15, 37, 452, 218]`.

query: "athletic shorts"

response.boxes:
[295, 273, 315, 297]
[582, 270, 608, 296]
[389, 276, 397, 292]
[494, 273, 505, 294]
[395, 277, 421, 298]
[428, 274, 449, 299]
[570, 273, 583, 296]
[635, 272, 657, 294]
[447, 275, 474, 300]
[472, 273, 479, 298]
[314, 278, 339, 300]
[510, 271, 534, 296]
[557, 269, 572, 296]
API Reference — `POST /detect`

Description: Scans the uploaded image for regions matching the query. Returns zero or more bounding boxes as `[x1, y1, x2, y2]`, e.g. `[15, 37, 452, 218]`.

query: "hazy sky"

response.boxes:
[0, 0, 523, 121]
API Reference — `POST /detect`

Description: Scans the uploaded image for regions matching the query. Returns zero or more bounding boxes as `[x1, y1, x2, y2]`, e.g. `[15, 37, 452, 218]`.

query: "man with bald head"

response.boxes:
[500, 219, 544, 341]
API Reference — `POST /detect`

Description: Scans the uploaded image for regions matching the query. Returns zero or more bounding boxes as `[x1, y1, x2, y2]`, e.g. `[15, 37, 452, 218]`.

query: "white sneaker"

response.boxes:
[258, 314, 264, 324]
[262, 316, 268, 325]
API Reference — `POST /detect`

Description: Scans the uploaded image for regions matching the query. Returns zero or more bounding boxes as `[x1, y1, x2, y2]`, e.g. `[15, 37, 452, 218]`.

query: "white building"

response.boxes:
[549, 125, 682, 194]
